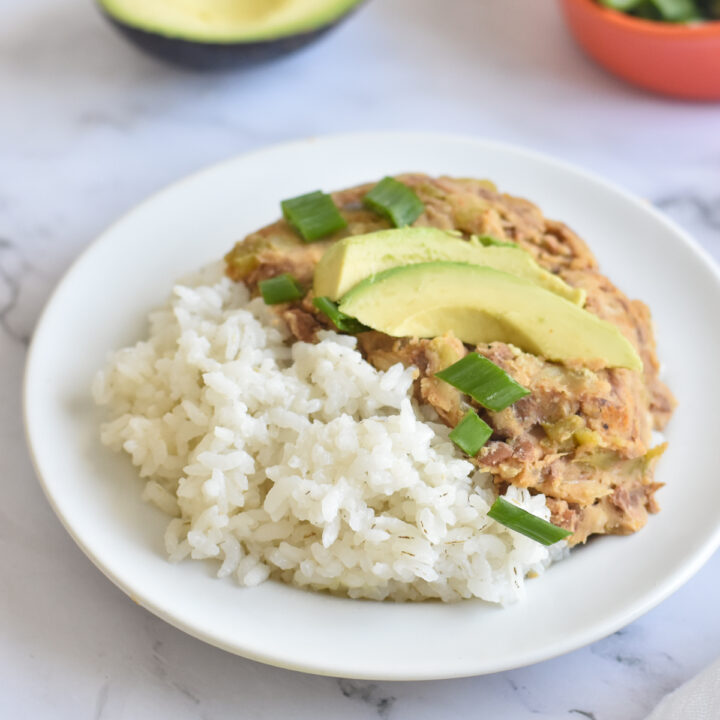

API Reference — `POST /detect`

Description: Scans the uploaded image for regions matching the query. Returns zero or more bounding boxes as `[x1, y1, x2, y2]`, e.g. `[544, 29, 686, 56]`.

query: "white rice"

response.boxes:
[94, 263, 564, 603]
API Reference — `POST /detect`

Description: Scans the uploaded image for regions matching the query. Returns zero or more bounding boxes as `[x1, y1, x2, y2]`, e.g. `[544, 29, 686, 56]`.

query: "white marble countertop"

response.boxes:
[2, 1, 719, 718]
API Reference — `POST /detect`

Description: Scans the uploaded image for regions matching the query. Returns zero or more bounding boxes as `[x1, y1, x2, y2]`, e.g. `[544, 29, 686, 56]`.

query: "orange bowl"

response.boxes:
[559, 0, 720, 100]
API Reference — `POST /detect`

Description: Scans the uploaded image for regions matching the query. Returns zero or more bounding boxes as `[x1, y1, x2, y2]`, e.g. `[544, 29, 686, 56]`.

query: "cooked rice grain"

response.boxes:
[94, 264, 564, 603]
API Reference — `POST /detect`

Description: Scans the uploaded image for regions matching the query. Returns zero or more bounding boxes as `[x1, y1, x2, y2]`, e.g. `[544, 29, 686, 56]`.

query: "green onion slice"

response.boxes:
[488, 497, 572, 545]
[474, 234, 518, 249]
[258, 273, 304, 305]
[600, 0, 704, 20]
[313, 296, 369, 334]
[598, 0, 645, 10]
[363, 177, 425, 227]
[449, 410, 492, 456]
[650, 0, 702, 20]
[630, 1, 664, 17]
[435, 353, 530, 412]
[281, 191, 347, 242]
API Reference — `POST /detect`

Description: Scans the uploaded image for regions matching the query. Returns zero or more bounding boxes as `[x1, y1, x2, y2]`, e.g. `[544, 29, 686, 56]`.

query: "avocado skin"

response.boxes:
[100, 4, 364, 69]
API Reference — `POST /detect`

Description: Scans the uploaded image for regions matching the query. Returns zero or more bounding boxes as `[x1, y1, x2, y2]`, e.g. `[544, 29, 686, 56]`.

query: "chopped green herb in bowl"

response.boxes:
[598, 0, 720, 21]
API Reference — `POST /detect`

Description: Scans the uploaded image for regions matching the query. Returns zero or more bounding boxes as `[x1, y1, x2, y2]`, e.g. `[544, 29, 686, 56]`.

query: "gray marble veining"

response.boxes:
[0, 238, 32, 346]
[336, 680, 397, 719]
[1, 0, 719, 719]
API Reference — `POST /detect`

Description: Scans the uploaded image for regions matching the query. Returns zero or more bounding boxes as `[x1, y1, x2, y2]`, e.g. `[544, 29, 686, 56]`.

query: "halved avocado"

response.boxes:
[97, 0, 366, 68]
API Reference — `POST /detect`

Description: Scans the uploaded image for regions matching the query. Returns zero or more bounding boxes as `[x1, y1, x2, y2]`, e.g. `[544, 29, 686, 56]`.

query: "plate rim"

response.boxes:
[23, 131, 720, 680]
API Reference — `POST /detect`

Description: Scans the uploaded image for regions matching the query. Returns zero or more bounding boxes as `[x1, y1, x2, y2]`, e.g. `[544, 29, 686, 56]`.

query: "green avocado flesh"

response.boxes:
[98, 0, 364, 42]
[339, 262, 643, 371]
[313, 228, 585, 305]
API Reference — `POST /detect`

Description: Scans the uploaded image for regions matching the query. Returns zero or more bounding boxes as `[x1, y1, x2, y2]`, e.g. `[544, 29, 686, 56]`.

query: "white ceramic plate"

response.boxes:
[24, 133, 720, 680]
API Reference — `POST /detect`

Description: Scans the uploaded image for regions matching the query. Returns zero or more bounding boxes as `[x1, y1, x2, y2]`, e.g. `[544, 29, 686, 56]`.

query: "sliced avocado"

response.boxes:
[97, 0, 365, 68]
[339, 262, 642, 371]
[314, 227, 585, 305]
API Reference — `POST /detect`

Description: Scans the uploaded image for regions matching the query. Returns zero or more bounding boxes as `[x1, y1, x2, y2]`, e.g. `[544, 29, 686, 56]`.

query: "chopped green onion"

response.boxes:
[651, 0, 702, 20]
[281, 191, 347, 242]
[598, 0, 644, 10]
[474, 234, 518, 249]
[435, 353, 530, 412]
[313, 296, 369, 334]
[488, 497, 573, 546]
[363, 177, 425, 227]
[449, 410, 492, 456]
[628, 1, 664, 17]
[258, 273, 304, 305]
[599, 0, 705, 20]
